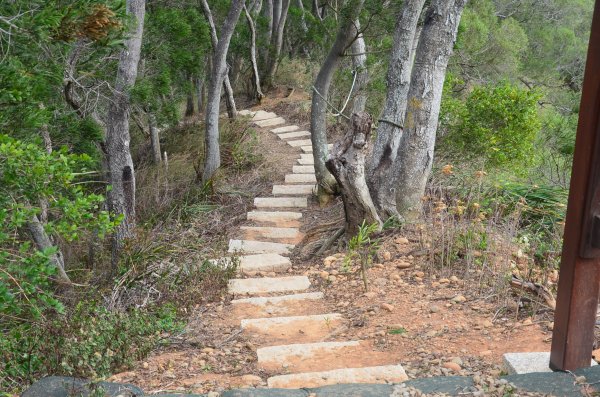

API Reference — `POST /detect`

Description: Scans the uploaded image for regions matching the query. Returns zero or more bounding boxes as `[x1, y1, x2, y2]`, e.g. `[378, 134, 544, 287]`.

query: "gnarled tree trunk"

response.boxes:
[326, 113, 382, 237]
[310, 0, 364, 204]
[367, 0, 425, 218]
[201, 0, 244, 183]
[147, 110, 161, 163]
[394, 0, 467, 217]
[105, 0, 145, 253]
[244, 4, 265, 102]
[350, 22, 368, 115]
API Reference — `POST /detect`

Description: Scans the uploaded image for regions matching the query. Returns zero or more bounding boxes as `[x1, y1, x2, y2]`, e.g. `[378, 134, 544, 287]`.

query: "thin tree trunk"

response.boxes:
[350, 21, 368, 115]
[367, 0, 425, 218]
[326, 113, 382, 237]
[394, 0, 467, 217]
[105, 0, 145, 256]
[27, 214, 71, 283]
[201, 0, 244, 183]
[244, 4, 265, 102]
[297, 0, 308, 34]
[312, 0, 323, 20]
[185, 75, 195, 117]
[200, 0, 238, 120]
[310, 0, 364, 204]
[196, 74, 205, 113]
[265, 0, 291, 87]
[148, 111, 161, 163]
[261, 0, 274, 70]
[273, 0, 282, 40]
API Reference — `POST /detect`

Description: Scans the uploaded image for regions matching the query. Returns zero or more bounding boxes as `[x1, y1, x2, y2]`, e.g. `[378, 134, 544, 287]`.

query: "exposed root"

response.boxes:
[511, 274, 556, 310]
[315, 226, 345, 257]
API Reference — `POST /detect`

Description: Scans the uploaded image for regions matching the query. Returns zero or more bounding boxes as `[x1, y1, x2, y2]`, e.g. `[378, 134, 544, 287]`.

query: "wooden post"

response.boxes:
[550, 0, 600, 371]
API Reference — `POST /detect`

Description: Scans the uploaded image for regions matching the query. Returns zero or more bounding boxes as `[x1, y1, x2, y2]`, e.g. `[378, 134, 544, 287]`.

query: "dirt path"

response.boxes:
[109, 107, 551, 395]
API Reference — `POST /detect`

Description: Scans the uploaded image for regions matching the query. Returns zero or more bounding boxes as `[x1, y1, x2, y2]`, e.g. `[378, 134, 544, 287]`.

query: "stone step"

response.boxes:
[254, 197, 307, 208]
[257, 340, 402, 374]
[271, 125, 300, 133]
[241, 313, 343, 345]
[292, 165, 315, 174]
[228, 276, 311, 295]
[272, 185, 314, 196]
[285, 174, 317, 184]
[287, 139, 312, 147]
[239, 110, 256, 116]
[241, 226, 302, 244]
[297, 158, 315, 165]
[267, 365, 409, 389]
[301, 144, 333, 154]
[255, 117, 286, 128]
[210, 253, 291, 274]
[247, 211, 302, 227]
[228, 239, 294, 255]
[300, 154, 313, 160]
[252, 111, 277, 121]
[231, 292, 325, 317]
[278, 131, 311, 140]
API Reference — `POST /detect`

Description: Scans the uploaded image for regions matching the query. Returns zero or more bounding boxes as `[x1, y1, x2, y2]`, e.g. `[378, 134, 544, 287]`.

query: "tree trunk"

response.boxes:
[185, 93, 195, 117]
[273, 0, 282, 40]
[310, 0, 364, 204]
[201, 0, 244, 183]
[105, 0, 145, 252]
[367, 0, 425, 218]
[201, 0, 238, 121]
[260, 0, 274, 70]
[326, 113, 382, 237]
[297, 0, 309, 35]
[244, 4, 265, 102]
[393, 0, 467, 218]
[148, 111, 161, 163]
[265, 0, 291, 87]
[350, 22, 368, 115]
[312, 0, 323, 20]
[27, 214, 71, 283]
[196, 74, 205, 113]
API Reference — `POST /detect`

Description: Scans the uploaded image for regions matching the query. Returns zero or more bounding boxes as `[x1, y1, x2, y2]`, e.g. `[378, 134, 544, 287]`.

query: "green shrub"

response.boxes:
[443, 81, 542, 168]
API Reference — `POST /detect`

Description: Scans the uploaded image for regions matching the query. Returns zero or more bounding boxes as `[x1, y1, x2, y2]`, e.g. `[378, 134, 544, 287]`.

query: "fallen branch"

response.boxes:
[511, 274, 556, 310]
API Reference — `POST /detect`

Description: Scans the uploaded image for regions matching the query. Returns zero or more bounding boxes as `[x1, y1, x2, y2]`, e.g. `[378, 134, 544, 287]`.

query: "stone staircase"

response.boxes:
[219, 109, 409, 389]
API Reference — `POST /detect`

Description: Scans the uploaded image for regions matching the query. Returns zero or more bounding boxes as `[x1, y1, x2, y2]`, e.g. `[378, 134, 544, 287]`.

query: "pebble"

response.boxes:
[395, 237, 409, 244]
[443, 362, 461, 372]
[319, 270, 330, 280]
[439, 278, 450, 284]
[381, 303, 395, 312]
[382, 251, 392, 261]
[396, 261, 413, 269]
[430, 305, 440, 313]
[240, 374, 262, 386]
[451, 295, 466, 303]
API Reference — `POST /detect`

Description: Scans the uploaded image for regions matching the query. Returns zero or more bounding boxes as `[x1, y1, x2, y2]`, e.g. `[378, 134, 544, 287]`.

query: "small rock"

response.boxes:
[483, 320, 493, 328]
[547, 321, 554, 330]
[443, 362, 461, 372]
[396, 261, 412, 269]
[430, 305, 441, 313]
[319, 271, 330, 280]
[396, 237, 409, 244]
[382, 251, 392, 261]
[450, 275, 460, 282]
[480, 350, 493, 356]
[450, 357, 463, 366]
[381, 303, 395, 312]
[202, 347, 215, 354]
[142, 362, 149, 369]
[324, 255, 337, 267]
[241, 374, 263, 386]
[522, 318, 533, 325]
[575, 375, 587, 384]
[363, 292, 377, 299]
[328, 275, 337, 282]
[390, 273, 401, 281]
[439, 278, 450, 284]
[414, 271, 425, 278]
[451, 295, 466, 303]
[374, 277, 388, 287]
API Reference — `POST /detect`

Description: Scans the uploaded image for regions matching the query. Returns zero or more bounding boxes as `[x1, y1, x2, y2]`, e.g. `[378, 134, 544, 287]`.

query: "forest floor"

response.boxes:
[109, 93, 564, 395]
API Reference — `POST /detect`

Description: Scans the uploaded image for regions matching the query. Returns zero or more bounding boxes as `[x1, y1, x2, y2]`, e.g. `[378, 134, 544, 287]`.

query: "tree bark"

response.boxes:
[265, 0, 291, 87]
[312, 0, 323, 20]
[27, 214, 71, 283]
[196, 74, 205, 114]
[326, 113, 382, 237]
[201, 0, 244, 183]
[260, 0, 274, 70]
[367, 0, 425, 218]
[200, 0, 238, 120]
[148, 110, 161, 163]
[105, 0, 145, 250]
[310, 0, 363, 204]
[394, 0, 467, 217]
[244, 4, 265, 102]
[185, 75, 195, 117]
[350, 21, 368, 115]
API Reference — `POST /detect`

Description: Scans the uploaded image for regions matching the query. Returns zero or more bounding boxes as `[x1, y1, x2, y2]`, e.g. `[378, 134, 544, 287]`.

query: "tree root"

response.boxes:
[511, 274, 556, 310]
[315, 226, 345, 257]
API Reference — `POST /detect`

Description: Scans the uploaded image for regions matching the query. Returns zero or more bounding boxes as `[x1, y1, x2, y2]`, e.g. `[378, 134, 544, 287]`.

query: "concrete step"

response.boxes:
[231, 292, 324, 317]
[300, 154, 313, 160]
[228, 276, 310, 295]
[267, 365, 409, 389]
[278, 131, 311, 140]
[257, 340, 404, 374]
[271, 125, 300, 133]
[241, 226, 302, 244]
[228, 239, 294, 255]
[247, 211, 302, 227]
[301, 144, 333, 154]
[241, 313, 343, 344]
[211, 253, 291, 274]
[255, 117, 286, 128]
[292, 165, 315, 174]
[254, 197, 307, 208]
[297, 158, 315, 165]
[239, 109, 256, 116]
[272, 185, 314, 196]
[285, 174, 317, 184]
[287, 139, 312, 147]
[252, 111, 277, 121]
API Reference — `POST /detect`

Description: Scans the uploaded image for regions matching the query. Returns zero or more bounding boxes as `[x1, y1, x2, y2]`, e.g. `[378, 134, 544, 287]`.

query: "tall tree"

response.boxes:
[264, 0, 291, 87]
[201, 0, 245, 183]
[104, 0, 146, 251]
[310, 0, 365, 204]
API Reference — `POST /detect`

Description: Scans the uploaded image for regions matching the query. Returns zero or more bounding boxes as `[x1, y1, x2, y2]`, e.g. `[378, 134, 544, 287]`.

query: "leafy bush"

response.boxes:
[442, 81, 542, 168]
